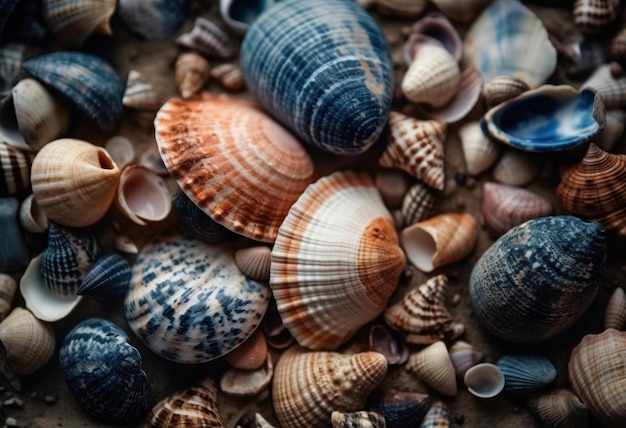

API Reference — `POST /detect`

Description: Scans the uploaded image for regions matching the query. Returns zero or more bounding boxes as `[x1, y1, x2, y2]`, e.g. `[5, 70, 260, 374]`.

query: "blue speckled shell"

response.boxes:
[0, 197, 30, 272]
[59, 318, 152, 425]
[496, 355, 556, 396]
[241, 0, 394, 155]
[118, 0, 187, 39]
[77, 253, 131, 302]
[173, 191, 238, 244]
[470, 216, 606, 343]
[22, 51, 125, 131]
[124, 234, 271, 364]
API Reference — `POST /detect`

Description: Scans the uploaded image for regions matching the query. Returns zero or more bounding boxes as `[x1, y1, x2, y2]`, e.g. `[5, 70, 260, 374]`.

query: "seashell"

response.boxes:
[19, 193, 49, 234]
[219, 0, 277, 34]
[470, 216, 606, 343]
[0, 197, 30, 272]
[175, 52, 211, 99]
[366, 388, 431, 428]
[59, 318, 152, 425]
[484, 75, 531, 108]
[211, 63, 246, 92]
[430, 0, 492, 23]
[380, 111, 446, 191]
[331, 410, 386, 428]
[42, 0, 115, 47]
[368, 323, 409, 365]
[77, 254, 132, 302]
[404, 12, 463, 64]
[31, 138, 121, 228]
[0, 274, 17, 321]
[124, 233, 271, 364]
[527, 388, 588, 428]
[492, 148, 540, 186]
[568, 329, 626, 428]
[139, 143, 169, 176]
[375, 170, 410, 210]
[375, 0, 427, 17]
[147, 377, 223, 427]
[176, 17, 234, 59]
[270, 170, 406, 350]
[155, 94, 316, 243]
[114, 235, 139, 255]
[240, 0, 394, 155]
[122, 70, 159, 111]
[104, 135, 135, 171]
[464, 0, 557, 90]
[272, 346, 388, 428]
[582, 63, 626, 110]
[406, 341, 457, 396]
[255, 413, 276, 428]
[235, 246, 272, 282]
[0, 141, 32, 196]
[384, 274, 464, 345]
[463, 363, 505, 399]
[0, 43, 28, 96]
[224, 328, 268, 370]
[496, 355, 556, 396]
[117, 0, 187, 39]
[401, 212, 478, 273]
[115, 164, 171, 226]
[596, 108, 626, 152]
[420, 401, 449, 428]
[604, 287, 626, 330]
[448, 340, 484, 379]
[482, 85, 605, 152]
[400, 182, 439, 227]
[482, 182, 553, 238]
[609, 27, 626, 62]
[572, 0, 620, 34]
[458, 121, 500, 176]
[22, 51, 125, 131]
[220, 353, 273, 397]
[262, 300, 295, 350]
[556, 143, 626, 239]
[172, 191, 239, 244]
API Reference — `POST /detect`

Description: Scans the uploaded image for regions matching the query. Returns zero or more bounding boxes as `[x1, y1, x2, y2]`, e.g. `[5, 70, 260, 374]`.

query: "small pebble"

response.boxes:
[5, 417, 17, 427]
[3, 398, 14, 406]
[44, 394, 57, 405]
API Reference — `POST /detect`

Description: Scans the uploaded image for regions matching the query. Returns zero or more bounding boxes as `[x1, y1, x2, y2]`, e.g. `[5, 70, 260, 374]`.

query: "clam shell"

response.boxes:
[235, 246, 272, 282]
[582, 63, 626, 111]
[104, 135, 135, 171]
[124, 234, 271, 364]
[400, 182, 439, 227]
[220, 352, 273, 397]
[458, 121, 501, 176]
[19, 193, 48, 234]
[31, 138, 121, 228]
[172, 191, 238, 244]
[176, 17, 234, 59]
[573, 0, 620, 34]
[59, 318, 152, 425]
[116, 164, 171, 226]
[0, 274, 17, 321]
[0, 197, 30, 272]
[527, 388, 588, 428]
[122, 70, 159, 111]
[272, 346, 388, 428]
[175, 52, 210, 99]
[224, 328, 268, 370]
[484, 75, 531, 108]
[117, 0, 187, 39]
[420, 401, 449, 428]
[241, 0, 394, 155]
[331, 411, 386, 428]
[366, 388, 431, 428]
[463, 363, 505, 399]
[368, 323, 409, 365]
[77, 254, 132, 302]
[449, 340, 484, 379]
[270, 170, 406, 350]
[470, 216, 606, 343]
[604, 287, 626, 330]
[492, 148, 540, 187]
[211, 63, 245, 92]
[496, 355, 556, 396]
[406, 341, 457, 396]
[376, 0, 427, 17]
[42, 0, 115, 47]
[568, 329, 626, 428]
[155, 94, 316, 243]
[430, 0, 492, 23]
[0, 141, 32, 196]
[219, 0, 276, 34]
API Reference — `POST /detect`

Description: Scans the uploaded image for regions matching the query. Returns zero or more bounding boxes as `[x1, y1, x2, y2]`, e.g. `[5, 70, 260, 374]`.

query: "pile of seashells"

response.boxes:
[1, 0, 626, 427]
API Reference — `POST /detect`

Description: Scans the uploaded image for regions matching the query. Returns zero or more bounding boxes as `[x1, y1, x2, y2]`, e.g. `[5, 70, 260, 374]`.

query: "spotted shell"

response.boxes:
[366, 388, 431, 428]
[527, 388, 588, 428]
[124, 233, 271, 364]
[241, 0, 394, 155]
[155, 94, 316, 243]
[496, 355, 557, 396]
[573, 0, 620, 34]
[0, 141, 32, 196]
[117, 0, 187, 39]
[42, 0, 116, 47]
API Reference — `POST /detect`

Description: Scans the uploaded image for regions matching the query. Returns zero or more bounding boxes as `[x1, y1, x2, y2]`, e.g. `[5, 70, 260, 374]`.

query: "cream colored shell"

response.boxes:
[406, 340, 457, 396]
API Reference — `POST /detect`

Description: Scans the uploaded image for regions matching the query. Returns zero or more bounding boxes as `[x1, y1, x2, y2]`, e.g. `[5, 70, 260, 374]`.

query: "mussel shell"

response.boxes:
[496, 355, 557, 396]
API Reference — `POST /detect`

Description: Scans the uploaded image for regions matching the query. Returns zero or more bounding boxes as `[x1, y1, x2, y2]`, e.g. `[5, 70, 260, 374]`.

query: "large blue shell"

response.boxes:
[470, 216, 606, 343]
[496, 355, 556, 396]
[0, 197, 30, 272]
[59, 318, 152, 425]
[22, 51, 125, 131]
[77, 253, 132, 302]
[241, 0, 394, 155]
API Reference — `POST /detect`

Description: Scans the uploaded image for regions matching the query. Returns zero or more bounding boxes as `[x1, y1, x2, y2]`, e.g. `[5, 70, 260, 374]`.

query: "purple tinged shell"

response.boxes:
[77, 254, 132, 302]
[496, 355, 556, 396]
[366, 388, 431, 428]
[368, 323, 409, 365]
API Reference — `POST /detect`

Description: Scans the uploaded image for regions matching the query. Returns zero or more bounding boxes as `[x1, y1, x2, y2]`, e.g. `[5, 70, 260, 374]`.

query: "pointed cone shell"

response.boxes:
[115, 164, 171, 225]
[463, 363, 505, 398]
[272, 346, 388, 428]
[401, 213, 478, 273]
[605, 287, 626, 330]
[458, 120, 500, 176]
[401, 182, 439, 227]
[270, 171, 406, 350]
[235, 246, 272, 282]
[366, 388, 431, 427]
[331, 411, 386, 428]
[527, 388, 588, 428]
[155, 94, 316, 243]
[420, 401, 449, 428]
[224, 328, 268, 370]
[31, 138, 121, 227]
[42, 0, 116, 47]
[175, 52, 211, 99]
[77, 253, 132, 302]
[496, 355, 557, 396]
[449, 340, 484, 379]
[406, 341, 457, 396]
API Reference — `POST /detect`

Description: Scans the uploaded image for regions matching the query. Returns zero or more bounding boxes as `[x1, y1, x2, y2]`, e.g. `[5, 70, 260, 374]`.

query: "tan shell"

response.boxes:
[234, 246, 272, 282]
[484, 75, 531, 108]
[604, 287, 626, 330]
[492, 148, 540, 187]
[582, 63, 626, 109]
[401, 181, 439, 227]
[573, 0, 620, 34]
[272, 346, 388, 428]
[0, 274, 16, 321]
[42, 0, 116, 47]
[449, 340, 484, 378]
[122, 70, 159, 111]
[115, 164, 171, 225]
[331, 411, 386, 428]
[220, 353, 273, 397]
[31, 138, 121, 227]
[458, 120, 501, 176]
[155, 94, 316, 243]
[527, 388, 588, 428]
[175, 52, 211, 99]
[19, 193, 49, 234]
[401, 212, 478, 272]
[430, 0, 492, 23]
[224, 328, 268, 370]
[211, 63, 245, 91]
[568, 329, 626, 428]
[380, 111, 446, 191]
[406, 341, 457, 396]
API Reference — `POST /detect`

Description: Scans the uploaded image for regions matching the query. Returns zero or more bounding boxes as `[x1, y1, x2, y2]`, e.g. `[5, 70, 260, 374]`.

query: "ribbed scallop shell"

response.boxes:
[241, 0, 394, 155]
[42, 0, 116, 47]
[176, 17, 234, 59]
[605, 287, 626, 330]
[527, 388, 588, 428]
[420, 401, 449, 428]
[0, 274, 16, 321]
[573, 0, 620, 34]
[172, 191, 238, 244]
[122, 70, 159, 110]
[449, 340, 484, 378]
[117, 0, 187, 39]
[124, 234, 270, 363]
[458, 121, 500, 176]
[175, 52, 210, 99]
[270, 170, 406, 350]
[380, 112, 446, 191]
[484, 75, 531, 108]
[235, 246, 272, 282]
[155, 94, 316, 243]
[470, 216, 606, 343]
[406, 341, 457, 396]
[272, 346, 388, 428]
[331, 411, 386, 428]
[568, 329, 626, 428]
[0, 141, 32, 196]
[366, 389, 431, 428]
[77, 254, 131, 302]
[556, 143, 626, 239]
[582, 63, 626, 110]
[496, 355, 557, 396]
[401, 182, 439, 227]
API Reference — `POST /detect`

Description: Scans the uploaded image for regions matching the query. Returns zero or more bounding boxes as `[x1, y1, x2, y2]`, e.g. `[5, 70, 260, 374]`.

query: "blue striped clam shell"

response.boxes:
[59, 318, 152, 425]
[496, 355, 556, 396]
[77, 253, 131, 302]
[241, 0, 394, 155]
[22, 51, 125, 131]
[124, 233, 271, 364]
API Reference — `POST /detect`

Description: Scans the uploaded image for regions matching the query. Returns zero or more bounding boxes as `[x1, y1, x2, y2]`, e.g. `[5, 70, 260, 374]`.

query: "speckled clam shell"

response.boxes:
[430, 0, 492, 23]
[122, 70, 159, 111]
[59, 318, 152, 425]
[420, 401, 449, 428]
[496, 355, 556, 396]
[492, 148, 540, 187]
[272, 346, 388, 428]
[42, 0, 116, 47]
[582, 63, 626, 110]
[176, 17, 234, 59]
[77, 254, 132, 302]
[384, 275, 464, 345]
[235, 246, 272, 282]
[22, 51, 125, 131]
[557, 143, 626, 239]
[449, 340, 484, 379]
[406, 341, 457, 396]
[380, 111, 446, 191]
[458, 121, 500, 177]
[331, 410, 386, 428]
[270, 171, 406, 350]
[241, 0, 394, 155]
[604, 287, 626, 330]
[220, 352, 273, 397]
[0, 274, 16, 321]
[527, 388, 588, 428]
[115, 164, 171, 226]
[376, 0, 427, 17]
[366, 388, 431, 428]
[470, 216, 606, 343]
[117, 0, 187, 39]
[463, 363, 505, 399]
[124, 234, 270, 364]
[155, 95, 316, 243]
[484, 75, 531, 108]
[0, 141, 32, 196]
[172, 191, 238, 244]
[175, 52, 210, 99]
[568, 329, 626, 428]
[573, 0, 620, 34]
[400, 182, 439, 227]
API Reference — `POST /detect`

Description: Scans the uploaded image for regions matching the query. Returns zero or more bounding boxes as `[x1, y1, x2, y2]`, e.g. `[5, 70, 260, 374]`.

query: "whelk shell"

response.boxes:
[176, 17, 234, 59]
[527, 388, 588, 428]
[604, 287, 626, 330]
[175, 52, 211, 99]
[0, 274, 17, 321]
[463, 363, 505, 399]
[366, 388, 431, 428]
[458, 120, 500, 177]
[331, 410, 386, 428]
[496, 354, 557, 396]
[406, 341, 457, 396]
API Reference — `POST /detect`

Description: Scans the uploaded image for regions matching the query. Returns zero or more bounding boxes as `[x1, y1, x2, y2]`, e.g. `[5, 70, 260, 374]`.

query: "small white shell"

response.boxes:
[19, 193, 49, 234]
[464, 363, 505, 398]
[458, 121, 500, 176]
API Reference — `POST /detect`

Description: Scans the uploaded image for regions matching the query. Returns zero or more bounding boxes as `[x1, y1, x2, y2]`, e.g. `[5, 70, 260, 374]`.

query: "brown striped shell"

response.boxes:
[401, 182, 439, 227]
[572, 0, 620, 34]
[0, 141, 32, 196]
[235, 246, 272, 282]
[527, 388, 588, 428]
[175, 52, 211, 99]
[604, 287, 626, 330]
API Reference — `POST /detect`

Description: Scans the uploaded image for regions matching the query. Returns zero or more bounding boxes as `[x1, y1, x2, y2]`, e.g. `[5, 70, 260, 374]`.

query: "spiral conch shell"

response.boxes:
[270, 170, 406, 350]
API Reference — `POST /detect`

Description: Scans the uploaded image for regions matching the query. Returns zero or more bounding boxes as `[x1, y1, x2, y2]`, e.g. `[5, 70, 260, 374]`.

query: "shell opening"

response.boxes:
[97, 149, 116, 170]
[401, 226, 436, 272]
[464, 363, 505, 399]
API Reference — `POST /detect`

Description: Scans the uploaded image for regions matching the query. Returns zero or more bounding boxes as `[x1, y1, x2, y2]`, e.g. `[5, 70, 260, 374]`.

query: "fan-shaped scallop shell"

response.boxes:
[240, 0, 394, 155]
[155, 94, 316, 243]
[0, 274, 16, 321]
[124, 233, 270, 364]
[366, 388, 431, 428]
[458, 121, 500, 176]
[496, 355, 557, 396]
[331, 410, 386, 428]
[77, 254, 132, 302]
[470, 216, 606, 343]
[117, 0, 187, 39]
[235, 246, 272, 282]
[568, 329, 626, 428]
[406, 341, 457, 396]
[605, 287, 626, 330]
[0, 141, 32, 196]
[449, 340, 484, 378]
[176, 17, 234, 59]
[401, 182, 439, 227]
[42, 0, 116, 47]
[573, 0, 620, 34]
[272, 346, 388, 428]
[175, 52, 210, 99]
[527, 388, 588, 428]
[556, 143, 626, 239]
[270, 170, 406, 350]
